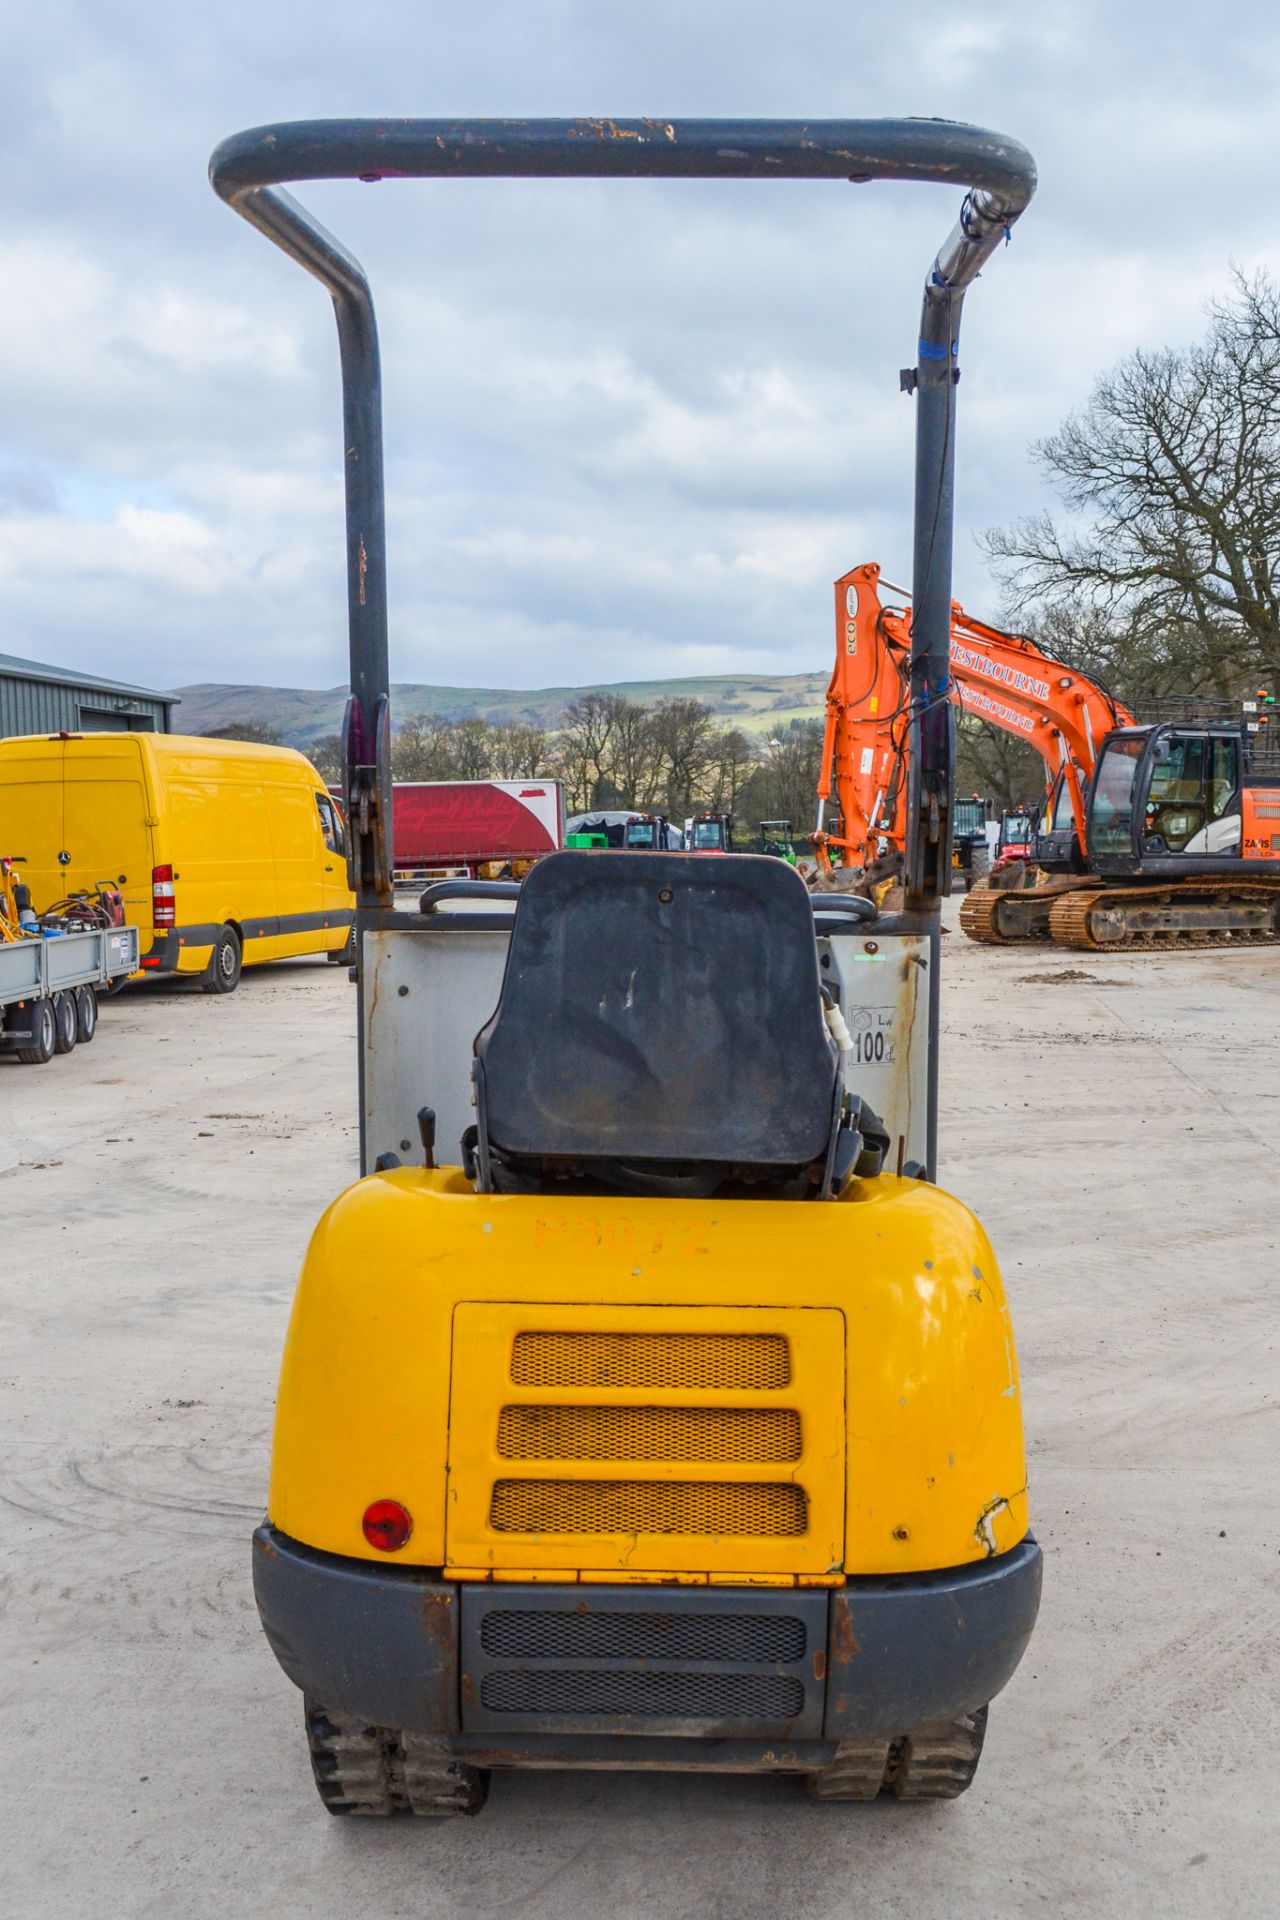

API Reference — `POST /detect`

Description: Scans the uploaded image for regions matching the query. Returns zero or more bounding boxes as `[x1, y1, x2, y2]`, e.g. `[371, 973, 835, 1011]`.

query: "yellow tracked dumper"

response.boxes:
[211, 114, 1042, 1812]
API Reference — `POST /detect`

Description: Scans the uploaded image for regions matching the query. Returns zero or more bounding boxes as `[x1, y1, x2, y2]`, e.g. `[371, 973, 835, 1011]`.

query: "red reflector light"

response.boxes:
[362, 1499, 412, 1552]
[152, 863, 175, 929]
[140, 957, 161, 969]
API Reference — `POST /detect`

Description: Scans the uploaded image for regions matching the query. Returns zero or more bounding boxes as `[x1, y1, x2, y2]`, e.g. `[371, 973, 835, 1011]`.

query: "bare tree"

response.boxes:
[648, 698, 720, 819]
[391, 713, 457, 781]
[307, 733, 344, 783]
[983, 270, 1280, 699]
[557, 693, 627, 810]
[738, 722, 825, 836]
[487, 722, 551, 778]
[704, 728, 759, 814]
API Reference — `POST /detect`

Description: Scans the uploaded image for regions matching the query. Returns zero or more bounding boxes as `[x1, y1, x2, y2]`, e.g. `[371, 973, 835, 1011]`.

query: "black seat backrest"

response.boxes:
[473, 851, 837, 1174]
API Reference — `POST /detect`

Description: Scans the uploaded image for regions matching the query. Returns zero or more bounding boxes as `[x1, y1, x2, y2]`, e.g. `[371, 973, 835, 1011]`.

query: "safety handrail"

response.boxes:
[209, 117, 1036, 909]
[809, 892, 877, 924]
[419, 879, 522, 912]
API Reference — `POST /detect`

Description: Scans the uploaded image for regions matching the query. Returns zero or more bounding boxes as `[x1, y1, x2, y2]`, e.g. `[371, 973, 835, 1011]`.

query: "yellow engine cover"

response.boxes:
[268, 1170, 1029, 1581]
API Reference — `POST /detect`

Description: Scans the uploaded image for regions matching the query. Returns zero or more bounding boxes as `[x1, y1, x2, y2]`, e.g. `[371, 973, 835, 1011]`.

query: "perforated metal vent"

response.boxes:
[479, 1668, 806, 1720]
[479, 1608, 807, 1664]
[458, 1582, 829, 1738]
[496, 1403, 802, 1462]
[509, 1330, 791, 1391]
[488, 1477, 808, 1537]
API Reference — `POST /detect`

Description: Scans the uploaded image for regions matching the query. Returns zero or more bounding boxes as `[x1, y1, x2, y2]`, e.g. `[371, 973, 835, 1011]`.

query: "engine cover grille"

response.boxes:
[445, 1304, 845, 1579]
[489, 1477, 808, 1536]
[510, 1329, 791, 1391]
[459, 1583, 828, 1738]
[496, 1403, 802, 1463]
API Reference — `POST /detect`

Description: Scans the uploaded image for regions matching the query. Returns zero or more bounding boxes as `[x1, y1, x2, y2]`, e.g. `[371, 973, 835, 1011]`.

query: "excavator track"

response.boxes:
[1049, 878, 1280, 951]
[958, 875, 1083, 946]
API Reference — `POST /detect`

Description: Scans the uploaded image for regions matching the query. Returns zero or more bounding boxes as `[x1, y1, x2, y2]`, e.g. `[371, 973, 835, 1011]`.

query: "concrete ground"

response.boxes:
[2, 914, 1277, 1919]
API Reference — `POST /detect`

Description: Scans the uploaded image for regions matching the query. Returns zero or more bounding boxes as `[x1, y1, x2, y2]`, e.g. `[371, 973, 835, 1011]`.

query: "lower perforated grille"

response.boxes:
[488, 1478, 807, 1536]
[497, 1403, 802, 1462]
[479, 1608, 807, 1663]
[479, 1668, 806, 1720]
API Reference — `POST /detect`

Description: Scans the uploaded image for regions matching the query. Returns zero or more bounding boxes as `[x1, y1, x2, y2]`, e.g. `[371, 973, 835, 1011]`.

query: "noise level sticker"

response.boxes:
[860, 748, 875, 774]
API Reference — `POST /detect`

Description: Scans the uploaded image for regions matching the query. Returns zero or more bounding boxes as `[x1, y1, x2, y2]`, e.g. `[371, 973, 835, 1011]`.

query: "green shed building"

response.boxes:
[0, 651, 177, 738]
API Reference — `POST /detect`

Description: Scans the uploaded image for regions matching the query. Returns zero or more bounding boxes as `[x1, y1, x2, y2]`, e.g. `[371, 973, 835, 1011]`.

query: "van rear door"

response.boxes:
[0, 737, 152, 928]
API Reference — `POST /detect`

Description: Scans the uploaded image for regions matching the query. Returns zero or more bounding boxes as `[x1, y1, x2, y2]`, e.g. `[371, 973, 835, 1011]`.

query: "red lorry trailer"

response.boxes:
[376, 779, 565, 885]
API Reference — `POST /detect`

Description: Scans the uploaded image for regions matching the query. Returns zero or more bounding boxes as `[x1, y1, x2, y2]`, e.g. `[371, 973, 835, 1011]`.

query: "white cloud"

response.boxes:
[0, 0, 1278, 694]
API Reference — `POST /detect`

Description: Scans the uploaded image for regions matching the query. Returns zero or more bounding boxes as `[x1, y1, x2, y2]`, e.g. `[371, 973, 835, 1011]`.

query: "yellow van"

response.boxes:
[0, 733, 354, 991]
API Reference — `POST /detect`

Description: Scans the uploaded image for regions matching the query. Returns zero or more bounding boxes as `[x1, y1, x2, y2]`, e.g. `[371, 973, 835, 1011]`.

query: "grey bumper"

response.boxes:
[253, 1526, 1040, 1754]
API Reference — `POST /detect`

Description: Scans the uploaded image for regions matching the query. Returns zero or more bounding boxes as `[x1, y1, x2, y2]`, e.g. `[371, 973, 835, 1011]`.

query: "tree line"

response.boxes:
[213, 704, 827, 836]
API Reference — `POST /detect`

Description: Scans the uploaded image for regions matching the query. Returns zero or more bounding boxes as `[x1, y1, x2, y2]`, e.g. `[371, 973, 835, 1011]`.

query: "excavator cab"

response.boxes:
[1088, 724, 1255, 871]
[211, 115, 1041, 1815]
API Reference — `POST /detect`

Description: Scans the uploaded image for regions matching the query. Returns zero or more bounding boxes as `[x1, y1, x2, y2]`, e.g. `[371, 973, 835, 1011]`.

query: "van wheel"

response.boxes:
[202, 926, 242, 994]
[52, 991, 78, 1054]
[74, 986, 98, 1043]
[15, 998, 56, 1065]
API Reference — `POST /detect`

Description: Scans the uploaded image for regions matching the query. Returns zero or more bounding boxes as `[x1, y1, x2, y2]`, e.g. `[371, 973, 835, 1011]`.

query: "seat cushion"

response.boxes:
[474, 852, 836, 1168]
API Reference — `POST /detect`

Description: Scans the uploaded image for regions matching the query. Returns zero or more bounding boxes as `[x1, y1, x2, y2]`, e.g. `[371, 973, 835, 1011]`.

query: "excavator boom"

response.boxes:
[816, 563, 1134, 874]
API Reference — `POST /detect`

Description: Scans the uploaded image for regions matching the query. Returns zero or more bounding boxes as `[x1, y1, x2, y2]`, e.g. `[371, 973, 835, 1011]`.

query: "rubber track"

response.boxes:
[958, 879, 1078, 946]
[304, 1700, 489, 1816]
[1049, 878, 1280, 951]
[806, 1707, 988, 1801]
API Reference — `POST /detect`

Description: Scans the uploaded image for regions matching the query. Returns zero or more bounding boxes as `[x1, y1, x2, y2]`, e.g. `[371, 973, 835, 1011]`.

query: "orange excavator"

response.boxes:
[815, 562, 1280, 950]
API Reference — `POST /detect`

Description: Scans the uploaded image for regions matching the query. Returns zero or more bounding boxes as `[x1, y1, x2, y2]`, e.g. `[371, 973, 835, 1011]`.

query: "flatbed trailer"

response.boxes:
[0, 924, 140, 1065]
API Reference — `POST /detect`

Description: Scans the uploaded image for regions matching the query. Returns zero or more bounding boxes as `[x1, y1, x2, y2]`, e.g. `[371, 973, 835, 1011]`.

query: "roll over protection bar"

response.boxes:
[209, 118, 1036, 908]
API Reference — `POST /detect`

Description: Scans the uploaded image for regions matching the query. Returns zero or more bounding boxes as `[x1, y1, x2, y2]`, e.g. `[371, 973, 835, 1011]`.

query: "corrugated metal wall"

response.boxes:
[1, 673, 172, 738]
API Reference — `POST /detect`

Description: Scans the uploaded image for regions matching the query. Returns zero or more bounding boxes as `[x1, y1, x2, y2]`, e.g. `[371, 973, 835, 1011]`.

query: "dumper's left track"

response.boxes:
[305, 1701, 490, 1816]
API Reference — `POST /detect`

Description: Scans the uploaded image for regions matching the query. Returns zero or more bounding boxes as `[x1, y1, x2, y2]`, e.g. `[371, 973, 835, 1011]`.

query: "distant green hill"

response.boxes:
[169, 671, 828, 745]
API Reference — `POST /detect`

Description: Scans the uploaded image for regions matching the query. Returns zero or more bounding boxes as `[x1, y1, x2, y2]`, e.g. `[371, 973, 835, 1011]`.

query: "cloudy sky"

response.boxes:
[1, 1, 1277, 698]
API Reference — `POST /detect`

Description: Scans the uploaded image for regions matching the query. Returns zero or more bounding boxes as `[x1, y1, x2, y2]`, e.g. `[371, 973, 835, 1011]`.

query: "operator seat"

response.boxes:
[469, 851, 882, 1197]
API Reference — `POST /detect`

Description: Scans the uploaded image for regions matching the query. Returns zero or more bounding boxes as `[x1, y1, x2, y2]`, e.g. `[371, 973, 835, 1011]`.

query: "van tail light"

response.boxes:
[152, 864, 176, 929]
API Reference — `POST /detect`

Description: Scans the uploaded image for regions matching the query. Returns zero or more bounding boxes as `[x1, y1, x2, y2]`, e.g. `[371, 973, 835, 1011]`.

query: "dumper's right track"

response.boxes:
[806, 1706, 988, 1801]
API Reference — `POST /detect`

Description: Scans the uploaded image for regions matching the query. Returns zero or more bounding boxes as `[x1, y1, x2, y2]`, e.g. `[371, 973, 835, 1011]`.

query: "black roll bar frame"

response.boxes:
[210, 117, 1036, 910]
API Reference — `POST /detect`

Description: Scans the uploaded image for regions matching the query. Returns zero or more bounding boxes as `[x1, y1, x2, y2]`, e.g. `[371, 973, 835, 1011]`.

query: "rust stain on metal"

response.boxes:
[422, 1589, 455, 1652]
[812, 1650, 827, 1682]
[831, 1605, 859, 1660]
[357, 536, 368, 606]
[459, 1672, 475, 1707]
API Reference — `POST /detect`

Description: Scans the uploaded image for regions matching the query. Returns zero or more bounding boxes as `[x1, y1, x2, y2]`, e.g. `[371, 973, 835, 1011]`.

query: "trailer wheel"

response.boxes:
[74, 985, 98, 1043]
[52, 991, 78, 1054]
[202, 925, 242, 994]
[15, 998, 57, 1065]
[304, 1699, 489, 1817]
